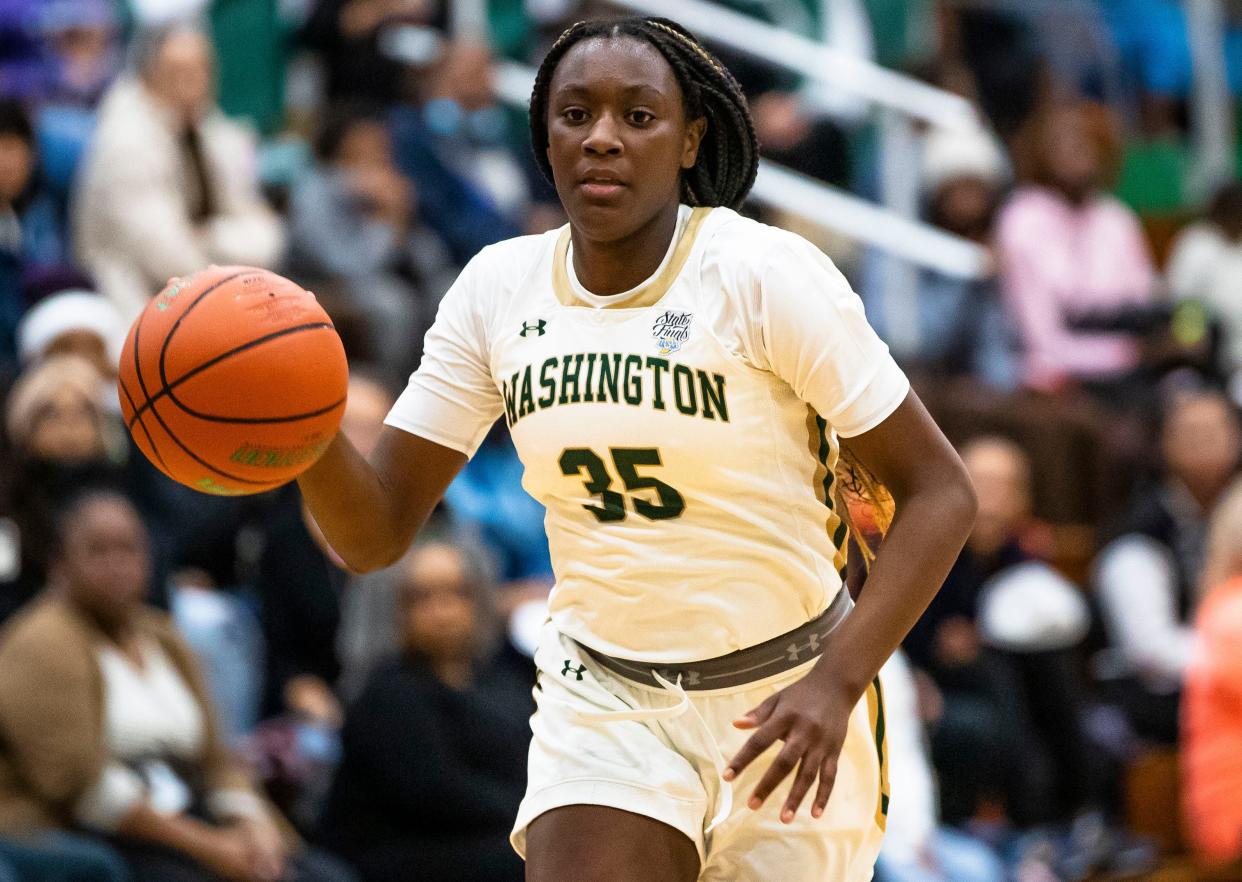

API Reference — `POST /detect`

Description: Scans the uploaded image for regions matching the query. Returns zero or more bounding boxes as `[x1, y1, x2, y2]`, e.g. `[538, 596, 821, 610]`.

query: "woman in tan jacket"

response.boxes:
[0, 489, 355, 882]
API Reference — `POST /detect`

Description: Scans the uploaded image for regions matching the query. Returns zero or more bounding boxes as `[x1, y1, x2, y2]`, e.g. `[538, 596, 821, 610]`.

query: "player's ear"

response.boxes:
[681, 117, 707, 169]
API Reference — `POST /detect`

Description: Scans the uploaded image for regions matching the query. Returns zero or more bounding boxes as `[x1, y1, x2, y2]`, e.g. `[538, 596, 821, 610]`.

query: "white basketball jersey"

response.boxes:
[386, 205, 909, 662]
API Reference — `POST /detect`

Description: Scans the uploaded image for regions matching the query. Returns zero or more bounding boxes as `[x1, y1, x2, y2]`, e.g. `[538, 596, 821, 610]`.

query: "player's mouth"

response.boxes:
[578, 172, 627, 200]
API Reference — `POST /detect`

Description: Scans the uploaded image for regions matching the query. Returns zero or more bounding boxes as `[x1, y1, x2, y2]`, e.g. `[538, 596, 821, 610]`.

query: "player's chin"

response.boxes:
[565, 192, 633, 235]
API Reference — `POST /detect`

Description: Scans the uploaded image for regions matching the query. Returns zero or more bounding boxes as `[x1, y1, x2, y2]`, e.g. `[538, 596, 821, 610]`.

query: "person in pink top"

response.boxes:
[996, 102, 1155, 391]
[1183, 478, 1242, 867]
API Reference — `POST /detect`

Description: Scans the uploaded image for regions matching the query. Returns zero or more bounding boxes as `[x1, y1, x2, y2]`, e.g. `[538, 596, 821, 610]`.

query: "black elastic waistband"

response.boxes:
[579, 589, 853, 691]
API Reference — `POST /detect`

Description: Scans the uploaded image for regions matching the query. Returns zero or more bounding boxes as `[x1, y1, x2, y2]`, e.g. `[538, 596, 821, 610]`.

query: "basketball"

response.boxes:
[117, 266, 348, 496]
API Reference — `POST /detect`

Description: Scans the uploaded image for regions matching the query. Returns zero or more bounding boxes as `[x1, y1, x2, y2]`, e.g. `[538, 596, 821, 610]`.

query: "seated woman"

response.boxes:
[319, 541, 534, 882]
[0, 353, 124, 624]
[0, 489, 356, 882]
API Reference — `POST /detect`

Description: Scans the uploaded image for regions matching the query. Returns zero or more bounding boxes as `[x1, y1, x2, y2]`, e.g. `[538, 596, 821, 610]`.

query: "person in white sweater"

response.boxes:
[73, 23, 283, 320]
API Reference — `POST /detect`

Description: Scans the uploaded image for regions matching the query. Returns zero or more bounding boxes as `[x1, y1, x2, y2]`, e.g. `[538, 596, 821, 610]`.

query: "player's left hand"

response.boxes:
[724, 673, 855, 824]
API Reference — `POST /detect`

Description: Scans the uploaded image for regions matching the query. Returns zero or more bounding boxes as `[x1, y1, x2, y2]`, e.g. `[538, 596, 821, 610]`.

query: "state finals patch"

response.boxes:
[652, 310, 693, 355]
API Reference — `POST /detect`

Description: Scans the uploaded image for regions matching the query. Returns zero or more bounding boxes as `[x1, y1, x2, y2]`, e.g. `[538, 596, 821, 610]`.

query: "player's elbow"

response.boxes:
[941, 459, 979, 537]
[339, 540, 408, 574]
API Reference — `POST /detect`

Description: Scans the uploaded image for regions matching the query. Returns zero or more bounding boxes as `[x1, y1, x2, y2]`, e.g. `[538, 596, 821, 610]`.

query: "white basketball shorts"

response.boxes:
[511, 620, 889, 881]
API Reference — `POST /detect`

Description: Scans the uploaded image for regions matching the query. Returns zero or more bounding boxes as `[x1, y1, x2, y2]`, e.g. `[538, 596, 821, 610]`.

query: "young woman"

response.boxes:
[0, 490, 356, 882]
[298, 17, 976, 882]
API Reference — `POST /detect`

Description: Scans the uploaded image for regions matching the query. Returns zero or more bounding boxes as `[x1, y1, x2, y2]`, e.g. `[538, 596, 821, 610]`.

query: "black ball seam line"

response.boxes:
[128, 321, 337, 429]
[118, 373, 168, 472]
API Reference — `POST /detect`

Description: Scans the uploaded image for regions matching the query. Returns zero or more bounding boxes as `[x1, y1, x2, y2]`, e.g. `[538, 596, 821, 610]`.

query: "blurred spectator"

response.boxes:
[750, 89, 851, 188]
[940, 6, 1044, 142]
[906, 436, 1097, 826]
[1167, 181, 1242, 378]
[287, 107, 452, 380]
[409, 40, 535, 226]
[35, 0, 121, 107]
[1094, 387, 1241, 745]
[0, 99, 71, 365]
[865, 123, 1017, 388]
[0, 490, 356, 882]
[387, 45, 522, 263]
[1183, 478, 1242, 867]
[0, 0, 119, 103]
[303, 0, 445, 105]
[319, 541, 531, 882]
[0, 354, 123, 623]
[1095, 0, 1242, 135]
[997, 102, 1155, 392]
[15, 288, 123, 378]
[74, 23, 284, 320]
[875, 650, 1004, 882]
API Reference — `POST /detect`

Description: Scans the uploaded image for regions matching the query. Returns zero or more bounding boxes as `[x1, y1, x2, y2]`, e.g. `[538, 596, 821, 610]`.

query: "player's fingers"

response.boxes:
[779, 749, 824, 823]
[724, 720, 783, 781]
[746, 741, 804, 810]
[810, 755, 840, 819]
[732, 693, 779, 730]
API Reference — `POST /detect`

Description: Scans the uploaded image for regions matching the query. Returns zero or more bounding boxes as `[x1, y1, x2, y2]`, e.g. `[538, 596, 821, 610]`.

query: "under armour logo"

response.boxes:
[561, 660, 586, 680]
[520, 319, 547, 337]
[655, 669, 701, 687]
[787, 634, 823, 662]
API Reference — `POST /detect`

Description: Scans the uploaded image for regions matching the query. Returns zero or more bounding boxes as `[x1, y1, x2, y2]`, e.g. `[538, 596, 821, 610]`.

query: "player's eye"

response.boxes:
[627, 109, 655, 125]
[560, 107, 589, 123]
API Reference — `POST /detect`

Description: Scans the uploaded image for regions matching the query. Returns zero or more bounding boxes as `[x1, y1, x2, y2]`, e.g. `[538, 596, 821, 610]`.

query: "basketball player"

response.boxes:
[298, 17, 976, 882]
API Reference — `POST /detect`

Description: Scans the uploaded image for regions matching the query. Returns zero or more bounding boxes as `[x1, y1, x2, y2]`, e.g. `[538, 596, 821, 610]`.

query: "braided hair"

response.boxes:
[529, 17, 759, 210]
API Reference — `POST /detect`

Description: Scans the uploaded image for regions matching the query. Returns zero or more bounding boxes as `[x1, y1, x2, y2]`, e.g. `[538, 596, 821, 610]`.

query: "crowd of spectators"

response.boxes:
[1, 1, 1242, 881]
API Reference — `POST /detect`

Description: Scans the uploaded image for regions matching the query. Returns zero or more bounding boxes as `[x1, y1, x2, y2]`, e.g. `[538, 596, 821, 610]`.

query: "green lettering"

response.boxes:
[672, 364, 697, 415]
[646, 357, 669, 410]
[538, 357, 558, 408]
[559, 354, 584, 404]
[623, 355, 643, 405]
[583, 354, 597, 403]
[598, 353, 621, 403]
[698, 371, 729, 422]
[502, 373, 519, 426]
[519, 365, 535, 418]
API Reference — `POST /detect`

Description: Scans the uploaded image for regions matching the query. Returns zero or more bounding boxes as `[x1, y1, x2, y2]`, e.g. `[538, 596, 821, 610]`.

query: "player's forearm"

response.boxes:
[297, 433, 410, 572]
[816, 466, 976, 701]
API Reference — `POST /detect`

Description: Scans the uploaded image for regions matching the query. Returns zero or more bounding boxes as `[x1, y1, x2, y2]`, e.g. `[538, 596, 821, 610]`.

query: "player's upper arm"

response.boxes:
[384, 251, 506, 457]
[750, 234, 909, 437]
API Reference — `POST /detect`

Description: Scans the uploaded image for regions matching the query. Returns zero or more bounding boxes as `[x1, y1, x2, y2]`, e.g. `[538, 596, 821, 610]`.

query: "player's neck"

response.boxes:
[569, 202, 681, 296]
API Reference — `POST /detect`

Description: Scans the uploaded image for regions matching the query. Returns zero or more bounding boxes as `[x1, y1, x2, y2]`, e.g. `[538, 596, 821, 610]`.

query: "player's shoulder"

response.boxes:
[700, 207, 829, 272]
[697, 207, 847, 303]
[469, 229, 559, 274]
[456, 229, 560, 300]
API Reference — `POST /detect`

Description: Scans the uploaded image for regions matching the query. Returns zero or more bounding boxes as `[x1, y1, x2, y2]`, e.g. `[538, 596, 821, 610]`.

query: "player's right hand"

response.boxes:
[724, 670, 856, 824]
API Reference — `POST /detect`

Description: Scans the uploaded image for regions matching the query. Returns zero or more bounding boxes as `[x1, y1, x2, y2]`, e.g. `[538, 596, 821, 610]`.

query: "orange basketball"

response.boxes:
[117, 266, 348, 496]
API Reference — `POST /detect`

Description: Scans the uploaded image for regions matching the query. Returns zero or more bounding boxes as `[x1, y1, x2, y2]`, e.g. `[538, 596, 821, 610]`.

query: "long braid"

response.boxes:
[528, 16, 759, 210]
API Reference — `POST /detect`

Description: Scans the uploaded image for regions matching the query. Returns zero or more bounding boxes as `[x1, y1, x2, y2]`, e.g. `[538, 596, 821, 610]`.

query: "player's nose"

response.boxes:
[582, 113, 623, 155]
